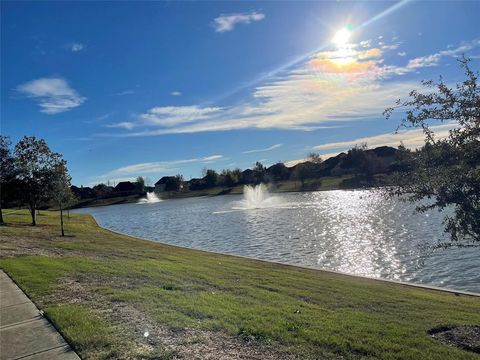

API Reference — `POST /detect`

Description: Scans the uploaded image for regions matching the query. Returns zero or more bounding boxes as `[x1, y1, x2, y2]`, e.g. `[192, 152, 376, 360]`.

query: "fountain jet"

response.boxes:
[233, 184, 282, 210]
[138, 192, 162, 204]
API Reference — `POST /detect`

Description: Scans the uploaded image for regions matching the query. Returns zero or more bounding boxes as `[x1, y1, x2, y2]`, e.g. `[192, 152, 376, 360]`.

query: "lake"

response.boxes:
[74, 188, 480, 293]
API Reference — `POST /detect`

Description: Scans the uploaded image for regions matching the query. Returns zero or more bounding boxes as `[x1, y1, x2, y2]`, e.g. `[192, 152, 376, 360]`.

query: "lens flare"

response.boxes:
[332, 26, 352, 47]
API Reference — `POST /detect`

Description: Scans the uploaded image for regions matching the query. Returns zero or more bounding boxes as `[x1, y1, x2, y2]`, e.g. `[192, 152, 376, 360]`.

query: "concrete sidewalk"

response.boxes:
[0, 270, 80, 360]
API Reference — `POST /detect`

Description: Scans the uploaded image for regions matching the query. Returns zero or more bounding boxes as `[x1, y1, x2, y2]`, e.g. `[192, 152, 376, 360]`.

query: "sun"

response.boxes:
[332, 27, 352, 47]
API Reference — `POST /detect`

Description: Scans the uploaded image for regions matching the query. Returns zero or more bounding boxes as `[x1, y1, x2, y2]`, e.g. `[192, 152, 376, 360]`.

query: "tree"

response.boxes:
[292, 164, 309, 189]
[51, 161, 73, 236]
[165, 174, 184, 191]
[136, 176, 145, 193]
[220, 169, 240, 187]
[307, 152, 323, 164]
[267, 162, 290, 181]
[92, 183, 111, 198]
[253, 161, 266, 183]
[0, 136, 15, 225]
[14, 136, 64, 226]
[384, 57, 480, 245]
[203, 169, 218, 188]
[342, 145, 368, 177]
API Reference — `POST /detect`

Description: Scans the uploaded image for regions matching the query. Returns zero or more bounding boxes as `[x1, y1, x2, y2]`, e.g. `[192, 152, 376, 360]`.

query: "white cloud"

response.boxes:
[98, 39, 478, 137]
[16, 77, 86, 114]
[381, 43, 400, 50]
[213, 11, 265, 33]
[398, 51, 407, 57]
[360, 40, 372, 48]
[283, 123, 457, 168]
[312, 123, 456, 152]
[92, 155, 225, 184]
[140, 106, 224, 127]
[171, 91, 182, 96]
[242, 144, 283, 154]
[386, 39, 480, 75]
[102, 75, 415, 137]
[203, 155, 223, 161]
[105, 122, 136, 130]
[69, 42, 85, 52]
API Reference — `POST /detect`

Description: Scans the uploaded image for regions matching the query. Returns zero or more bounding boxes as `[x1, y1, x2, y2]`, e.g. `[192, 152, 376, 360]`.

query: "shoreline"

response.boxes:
[88, 212, 480, 298]
[1, 210, 479, 359]
[71, 175, 386, 209]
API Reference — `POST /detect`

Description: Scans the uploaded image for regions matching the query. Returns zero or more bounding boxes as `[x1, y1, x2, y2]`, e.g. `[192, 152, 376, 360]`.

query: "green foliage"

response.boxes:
[307, 152, 323, 164]
[203, 168, 218, 187]
[1, 210, 479, 359]
[135, 176, 145, 192]
[14, 136, 67, 225]
[385, 57, 480, 244]
[0, 136, 15, 224]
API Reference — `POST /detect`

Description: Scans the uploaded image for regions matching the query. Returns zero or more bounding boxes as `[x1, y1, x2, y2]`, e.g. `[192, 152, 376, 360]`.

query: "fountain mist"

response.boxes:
[138, 192, 162, 204]
[233, 184, 282, 210]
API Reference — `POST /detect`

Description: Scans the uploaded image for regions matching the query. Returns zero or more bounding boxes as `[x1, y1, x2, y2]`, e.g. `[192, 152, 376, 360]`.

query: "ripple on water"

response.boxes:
[73, 189, 480, 293]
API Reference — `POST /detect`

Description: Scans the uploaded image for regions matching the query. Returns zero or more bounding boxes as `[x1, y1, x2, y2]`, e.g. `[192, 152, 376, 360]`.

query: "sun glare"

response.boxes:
[332, 27, 352, 47]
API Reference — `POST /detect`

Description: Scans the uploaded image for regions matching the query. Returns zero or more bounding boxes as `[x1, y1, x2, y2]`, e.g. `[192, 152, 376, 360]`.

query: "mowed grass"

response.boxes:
[0, 210, 479, 359]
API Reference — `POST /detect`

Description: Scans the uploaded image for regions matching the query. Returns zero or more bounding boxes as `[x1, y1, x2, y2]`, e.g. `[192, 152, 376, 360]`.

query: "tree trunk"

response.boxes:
[0, 186, 3, 225]
[30, 205, 37, 226]
[60, 207, 64, 236]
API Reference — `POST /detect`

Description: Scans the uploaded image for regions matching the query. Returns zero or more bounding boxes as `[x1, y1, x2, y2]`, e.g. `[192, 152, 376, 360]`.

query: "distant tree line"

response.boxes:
[0, 136, 74, 235]
[170, 145, 406, 192]
[69, 144, 408, 204]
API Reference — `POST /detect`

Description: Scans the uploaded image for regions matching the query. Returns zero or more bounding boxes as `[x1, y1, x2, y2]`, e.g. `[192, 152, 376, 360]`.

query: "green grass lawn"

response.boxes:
[0, 210, 479, 359]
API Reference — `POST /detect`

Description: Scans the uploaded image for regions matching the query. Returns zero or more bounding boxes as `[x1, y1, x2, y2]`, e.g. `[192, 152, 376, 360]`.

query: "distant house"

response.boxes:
[241, 169, 256, 184]
[155, 176, 183, 192]
[187, 178, 206, 191]
[114, 181, 136, 193]
[154, 177, 170, 192]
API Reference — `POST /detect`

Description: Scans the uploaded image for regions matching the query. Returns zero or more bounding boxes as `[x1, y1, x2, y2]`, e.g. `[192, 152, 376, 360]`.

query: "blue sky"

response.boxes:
[1, 1, 479, 186]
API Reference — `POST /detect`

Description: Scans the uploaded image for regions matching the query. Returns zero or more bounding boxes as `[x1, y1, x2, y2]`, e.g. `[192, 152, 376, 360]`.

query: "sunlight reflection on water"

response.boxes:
[74, 189, 480, 293]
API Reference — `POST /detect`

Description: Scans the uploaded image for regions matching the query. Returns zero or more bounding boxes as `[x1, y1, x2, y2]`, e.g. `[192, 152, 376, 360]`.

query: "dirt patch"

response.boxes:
[0, 235, 63, 257]
[51, 276, 299, 359]
[429, 325, 480, 353]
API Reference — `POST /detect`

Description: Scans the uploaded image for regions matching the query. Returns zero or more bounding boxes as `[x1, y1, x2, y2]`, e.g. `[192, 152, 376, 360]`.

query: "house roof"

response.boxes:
[114, 181, 135, 191]
[154, 176, 175, 185]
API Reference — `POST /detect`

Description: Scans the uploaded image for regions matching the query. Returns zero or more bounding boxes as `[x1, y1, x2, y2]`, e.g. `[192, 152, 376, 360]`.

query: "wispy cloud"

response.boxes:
[242, 144, 282, 154]
[203, 155, 223, 161]
[69, 42, 85, 52]
[97, 39, 478, 137]
[170, 91, 182, 96]
[381, 43, 400, 50]
[284, 123, 457, 168]
[114, 90, 135, 96]
[16, 77, 86, 114]
[92, 154, 225, 184]
[105, 121, 136, 130]
[312, 123, 457, 152]
[140, 106, 224, 127]
[213, 11, 265, 33]
[386, 39, 480, 75]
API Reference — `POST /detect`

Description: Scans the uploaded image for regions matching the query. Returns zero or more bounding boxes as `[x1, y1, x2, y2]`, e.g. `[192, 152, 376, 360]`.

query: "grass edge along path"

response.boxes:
[0, 210, 479, 360]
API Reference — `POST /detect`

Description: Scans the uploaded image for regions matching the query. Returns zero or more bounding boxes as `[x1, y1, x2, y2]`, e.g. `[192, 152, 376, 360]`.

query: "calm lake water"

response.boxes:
[74, 189, 480, 293]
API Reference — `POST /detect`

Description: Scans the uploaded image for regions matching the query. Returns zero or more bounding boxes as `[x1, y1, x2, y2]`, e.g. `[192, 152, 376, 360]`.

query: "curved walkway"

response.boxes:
[0, 270, 80, 360]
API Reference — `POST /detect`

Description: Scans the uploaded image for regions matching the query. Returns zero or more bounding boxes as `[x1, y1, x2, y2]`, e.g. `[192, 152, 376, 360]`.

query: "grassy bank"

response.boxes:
[0, 210, 479, 359]
[72, 194, 145, 208]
